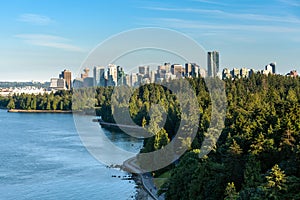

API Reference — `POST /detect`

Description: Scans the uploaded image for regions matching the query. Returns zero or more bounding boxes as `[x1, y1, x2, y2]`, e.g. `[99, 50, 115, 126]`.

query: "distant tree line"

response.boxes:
[0, 96, 9, 108]
[4, 90, 72, 110]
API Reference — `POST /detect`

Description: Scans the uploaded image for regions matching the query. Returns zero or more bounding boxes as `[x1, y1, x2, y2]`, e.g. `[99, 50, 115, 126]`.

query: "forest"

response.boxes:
[76, 73, 300, 199]
[1, 73, 300, 199]
[159, 74, 300, 200]
[1, 90, 72, 110]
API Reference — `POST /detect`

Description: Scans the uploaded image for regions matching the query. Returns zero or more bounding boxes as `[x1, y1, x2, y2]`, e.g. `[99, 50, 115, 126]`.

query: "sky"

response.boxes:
[0, 0, 300, 81]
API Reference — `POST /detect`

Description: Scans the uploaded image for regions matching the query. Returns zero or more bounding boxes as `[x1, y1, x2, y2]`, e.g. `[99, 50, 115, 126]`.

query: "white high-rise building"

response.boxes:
[107, 64, 118, 86]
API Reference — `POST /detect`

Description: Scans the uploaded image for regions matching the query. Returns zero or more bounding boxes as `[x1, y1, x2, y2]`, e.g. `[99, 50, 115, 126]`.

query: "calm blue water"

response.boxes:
[0, 110, 143, 200]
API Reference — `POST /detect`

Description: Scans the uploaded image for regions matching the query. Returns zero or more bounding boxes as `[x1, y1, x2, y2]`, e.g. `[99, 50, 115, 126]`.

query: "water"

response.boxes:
[0, 110, 143, 200]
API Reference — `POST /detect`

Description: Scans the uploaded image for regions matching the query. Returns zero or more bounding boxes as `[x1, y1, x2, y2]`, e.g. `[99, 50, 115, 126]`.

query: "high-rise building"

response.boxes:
[207, 51, 219, 77]
[107, 64, 117, 86]
[83, 77, 94, 87]
[73, 78, 83, 88]
[185, 63, 200, 77]
[130, 73, 138, 87]
[81, 68, 90, 79]
[265, 62, 276, 74]
[171, 64, 184, 78]
[185, 63, 192, 77]
[287, 70, 298, 78]
[117, 66, 125, 86]
[150, 70, 156, 83]
[222, 68, 232, 79]
[50, 78, 66, 90]
[240, 68, 249, 78]
[93, 66, 105, 86]
[232, 68, 240, 78]
[138, 66, 150, 76]
[199, 68, 207, 78]
[125, 74, 131, 86]
[59, 69, 72, 90]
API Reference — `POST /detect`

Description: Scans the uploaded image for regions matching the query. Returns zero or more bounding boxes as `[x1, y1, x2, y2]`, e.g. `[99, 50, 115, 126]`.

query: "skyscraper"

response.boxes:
[138, 66, 150, 76]
[207, 51, 219, 77]
[265, 62, 276, 74]
[81, 68, 90, 79]
[60, 69, 72, 90]
[107, 64, 117, 86]
[117, 66, 125, 86]
[171, 64, 184, 78]
[93, 66, 105, 86]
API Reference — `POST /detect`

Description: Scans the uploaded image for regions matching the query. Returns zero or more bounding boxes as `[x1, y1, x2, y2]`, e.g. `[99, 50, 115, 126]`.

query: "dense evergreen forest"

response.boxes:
[0, 95, 9, 108]
[1, 73, 300, 199]
[76, 73, 300, 199]
[159, 74, 300, 200]
[1, 90, 72, 110]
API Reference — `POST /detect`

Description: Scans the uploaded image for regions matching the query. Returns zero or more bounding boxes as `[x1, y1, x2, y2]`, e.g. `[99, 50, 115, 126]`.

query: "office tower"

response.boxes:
[107, 64, 117, 86]
[50, 78, 66, 90]
[270, 62, 276, 74]
[186, 63, 200, 77]
[138, 66, 150, 76]
[232, 68, 240, 78]
[265, 62, 276, 74]
[185, 63, 192, 77]
[150, 70, 156, 83]
[199, 68, 207, 78]
[222, 68, 232, 80]
[249, 69, 256, 77]
[117, 66, 125, 86]
[240, 67, 249, 78]
[81, 68, 90, 79]
[171, 64, 184, 78]
[207, 51, 219, 77]
[83, 77, 94, 87]
[130, 73, 138, 87]
[73, 78, 83, 88]
[125, 74, 131, 86]
[59, 69, 72, 90]
[287, 70, 298, 78]
[93, 66, 105, 86]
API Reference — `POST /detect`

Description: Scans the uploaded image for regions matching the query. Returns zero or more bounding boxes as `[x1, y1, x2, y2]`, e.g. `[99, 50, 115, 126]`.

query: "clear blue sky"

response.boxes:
[0, 0, 299, 81]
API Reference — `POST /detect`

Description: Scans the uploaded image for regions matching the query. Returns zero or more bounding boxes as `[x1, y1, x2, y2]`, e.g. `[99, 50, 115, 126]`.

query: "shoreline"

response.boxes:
[7, 109, 72, 113]
[123, 158, 163, 200]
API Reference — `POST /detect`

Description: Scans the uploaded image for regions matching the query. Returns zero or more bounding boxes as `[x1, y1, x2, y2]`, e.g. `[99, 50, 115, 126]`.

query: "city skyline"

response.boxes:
[0, 0, 300, 81]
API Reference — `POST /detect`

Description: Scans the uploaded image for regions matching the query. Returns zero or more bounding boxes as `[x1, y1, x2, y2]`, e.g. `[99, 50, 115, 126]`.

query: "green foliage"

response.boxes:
[224, 182, 239, 200]
[0, 96, 9, 108]
[161, 74, 300, 199]
[6, 91, 72, 110]
[7, 97, 15, 109]
[263, 164, 287, 199]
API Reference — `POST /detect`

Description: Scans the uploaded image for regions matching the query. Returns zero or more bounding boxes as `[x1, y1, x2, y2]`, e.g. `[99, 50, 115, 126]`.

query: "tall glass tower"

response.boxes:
[207, 51, 219, 77]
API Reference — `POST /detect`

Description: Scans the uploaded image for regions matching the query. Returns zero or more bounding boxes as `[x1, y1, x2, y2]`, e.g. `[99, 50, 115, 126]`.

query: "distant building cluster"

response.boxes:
[8, 50, 296, 95]
[49, 69, 72, 91]
[2, 50, 299, 97]
[222, 62, 277, 80]
[286, 70, 298, 78]
[0, 86, 49, 96]
[73, 62, 207, 88]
